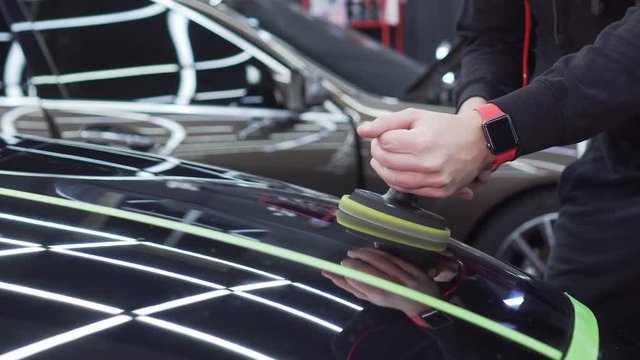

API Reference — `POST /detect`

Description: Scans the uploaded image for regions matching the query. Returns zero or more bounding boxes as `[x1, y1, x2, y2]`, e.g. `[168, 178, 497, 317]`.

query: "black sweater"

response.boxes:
[454, 0, 640, 157]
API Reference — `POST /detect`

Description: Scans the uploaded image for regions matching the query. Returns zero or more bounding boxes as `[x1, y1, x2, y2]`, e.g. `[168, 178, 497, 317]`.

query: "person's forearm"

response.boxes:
[454, 0, 528, 108]
[457, 97, 487, 115]
[492, 6, 640, 156]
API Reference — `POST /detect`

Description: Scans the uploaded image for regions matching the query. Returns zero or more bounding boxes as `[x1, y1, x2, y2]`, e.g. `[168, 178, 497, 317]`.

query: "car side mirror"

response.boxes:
[277, 70, 328, 112]
[303, 72, 328, 107]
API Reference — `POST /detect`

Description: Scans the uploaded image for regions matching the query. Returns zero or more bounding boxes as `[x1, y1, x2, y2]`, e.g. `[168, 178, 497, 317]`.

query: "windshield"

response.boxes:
[221, 0, 425, 99]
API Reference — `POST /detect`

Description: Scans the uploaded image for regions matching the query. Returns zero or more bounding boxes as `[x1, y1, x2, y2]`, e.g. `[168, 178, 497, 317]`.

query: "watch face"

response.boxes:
[483, 115, 519, 154]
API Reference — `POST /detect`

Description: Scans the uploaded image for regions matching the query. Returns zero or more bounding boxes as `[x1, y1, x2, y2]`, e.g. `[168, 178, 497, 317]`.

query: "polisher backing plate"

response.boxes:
[338, 194, 451, 251]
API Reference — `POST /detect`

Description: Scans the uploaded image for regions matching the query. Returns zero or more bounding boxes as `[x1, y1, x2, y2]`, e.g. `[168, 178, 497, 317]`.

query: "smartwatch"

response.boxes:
[410, 310, 453, 330]
[475, 103, 519, 170]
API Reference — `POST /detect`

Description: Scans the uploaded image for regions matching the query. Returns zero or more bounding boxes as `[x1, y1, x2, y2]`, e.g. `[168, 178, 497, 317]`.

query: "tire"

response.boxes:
[472, 187, 560, 279]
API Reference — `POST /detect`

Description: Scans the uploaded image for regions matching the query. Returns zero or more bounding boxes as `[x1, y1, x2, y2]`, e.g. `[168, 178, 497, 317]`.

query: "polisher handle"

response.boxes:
[382, 189, 417, 207]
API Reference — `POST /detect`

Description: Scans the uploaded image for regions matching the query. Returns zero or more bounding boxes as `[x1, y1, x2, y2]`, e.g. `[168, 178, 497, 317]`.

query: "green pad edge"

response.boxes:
[339, 195, 451, 241]
[337, 211, 447, 252]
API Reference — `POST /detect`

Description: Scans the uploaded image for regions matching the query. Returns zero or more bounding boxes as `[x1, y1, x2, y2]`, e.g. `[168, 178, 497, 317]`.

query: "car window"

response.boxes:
[18, 0, 286, 108]
[0, 13, 28, 97]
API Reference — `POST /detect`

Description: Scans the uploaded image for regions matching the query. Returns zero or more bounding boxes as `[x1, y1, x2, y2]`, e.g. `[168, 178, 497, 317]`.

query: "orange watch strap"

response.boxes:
[475, 103, 517, 171]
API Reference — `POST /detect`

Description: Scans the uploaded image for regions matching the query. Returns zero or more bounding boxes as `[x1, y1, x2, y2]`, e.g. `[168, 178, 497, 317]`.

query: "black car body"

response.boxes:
[0, 135, 606, 359]
[0, 0, 576, 276]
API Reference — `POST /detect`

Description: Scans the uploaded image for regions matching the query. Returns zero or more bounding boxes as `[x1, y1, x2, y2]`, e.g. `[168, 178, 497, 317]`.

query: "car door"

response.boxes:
[1, 0, 360, 196]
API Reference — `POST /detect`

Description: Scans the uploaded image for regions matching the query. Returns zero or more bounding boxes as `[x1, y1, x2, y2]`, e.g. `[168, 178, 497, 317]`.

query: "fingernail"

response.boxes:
[347, 250, 356, 258]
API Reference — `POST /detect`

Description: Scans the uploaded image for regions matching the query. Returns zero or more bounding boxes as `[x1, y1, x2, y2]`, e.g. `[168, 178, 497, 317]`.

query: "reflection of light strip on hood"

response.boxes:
[141, 242, 285, 280]
[137, 316, 275, 360]
[0, 281, 124, 315]
[230, 280, 291, 292]
[0, 187, 564, 360]
[51, 240, 140, 249]
[0, 237, 40, 247]
[11, 4, 166, 32]
[141, 157, 181, 174]
[7, 145, 140, 171]
[193, 89, 247, 101]
[195, 52, 251, 70]
[0, 32, 12, 42]
[292, 283, 363, 311]
[0, 212, 137, 242]
[168, 11, 196, 105]
[52, 248, 226, 290]
[4, 42, 25, 98]
[31, 64, 180, 85]
[134, 290, 231, 316]
[0, 315, 132, 360]
[0, 247, 45, 257]
[235, 292, 342, 332]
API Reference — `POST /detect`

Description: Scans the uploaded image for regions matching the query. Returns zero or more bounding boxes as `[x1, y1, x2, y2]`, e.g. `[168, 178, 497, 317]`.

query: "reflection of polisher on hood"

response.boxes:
[337, 188, 451, 266]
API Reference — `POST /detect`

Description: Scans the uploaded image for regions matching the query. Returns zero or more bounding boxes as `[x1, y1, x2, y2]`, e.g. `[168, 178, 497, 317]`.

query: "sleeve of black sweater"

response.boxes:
[454, 0, 528, 109]
[493, 6, 640, 156]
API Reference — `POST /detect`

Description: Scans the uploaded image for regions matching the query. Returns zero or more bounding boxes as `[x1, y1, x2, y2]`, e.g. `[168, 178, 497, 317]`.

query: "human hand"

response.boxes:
[322, 248, 440, 317]
[357, 108, 495, 199]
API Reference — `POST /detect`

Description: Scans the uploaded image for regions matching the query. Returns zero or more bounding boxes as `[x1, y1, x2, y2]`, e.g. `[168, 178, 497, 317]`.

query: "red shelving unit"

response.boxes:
[301, 0, 405, 52]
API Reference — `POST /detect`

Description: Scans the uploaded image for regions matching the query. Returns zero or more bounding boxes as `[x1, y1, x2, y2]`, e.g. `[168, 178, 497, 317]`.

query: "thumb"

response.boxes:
[357, 108, 419, 139]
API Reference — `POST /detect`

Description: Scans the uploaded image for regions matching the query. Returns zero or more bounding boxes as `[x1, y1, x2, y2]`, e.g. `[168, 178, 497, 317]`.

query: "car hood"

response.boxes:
[0, 135, 591, 359]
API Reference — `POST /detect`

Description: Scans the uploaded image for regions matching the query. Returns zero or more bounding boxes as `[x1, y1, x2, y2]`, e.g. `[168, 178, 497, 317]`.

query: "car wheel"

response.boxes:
[472, 187, 560, 279]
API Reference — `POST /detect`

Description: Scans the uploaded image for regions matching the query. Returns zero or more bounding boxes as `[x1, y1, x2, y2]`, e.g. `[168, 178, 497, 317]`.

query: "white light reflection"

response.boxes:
[141, 157, 181, 174]
[195, 52, 251, 71]
[137, 316, 275, 360]
[292, 283, 363, 311]
[442, 72, 456, 85]
[31, 64, 180, 85]
[152, 0, 291, 80]
[7, 145, 140, 171]
[52, 248, 225, 289]
[1, 107, 40, 136]
[193, 89, 247, 101]
[435, 41, 451, 61]
[4, 42, 26, 98]
[134, 290, 230, 316]
[0, 281, 124, 314]
[31, 53, 250, 87]
[140, 242, 285, 280]
[168, 11, 196, 105]
[0, 33, 12, 42]
[234, 292, 342, 332]
[51, 240, 140, 250]
[11, 4, 166, 32]
[0, 237, 40, 247]
[0, 315, 132, 360]
[0, 212, 138, 242]
[230, 280, 291, 292]
[0, 248, 45, 257]
[503, 292, 525, 310]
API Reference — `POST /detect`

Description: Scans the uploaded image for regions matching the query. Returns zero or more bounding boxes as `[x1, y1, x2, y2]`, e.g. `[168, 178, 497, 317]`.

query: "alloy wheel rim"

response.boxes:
[496, 212, 559, 278]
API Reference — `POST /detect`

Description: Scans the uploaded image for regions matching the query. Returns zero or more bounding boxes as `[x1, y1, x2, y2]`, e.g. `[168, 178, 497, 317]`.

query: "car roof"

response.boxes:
[0, 135, 589, 359]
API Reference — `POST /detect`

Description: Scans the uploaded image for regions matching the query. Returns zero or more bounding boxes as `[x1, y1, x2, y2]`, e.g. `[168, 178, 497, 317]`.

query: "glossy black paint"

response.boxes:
[0, 136, 577, 359]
